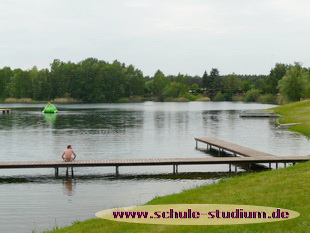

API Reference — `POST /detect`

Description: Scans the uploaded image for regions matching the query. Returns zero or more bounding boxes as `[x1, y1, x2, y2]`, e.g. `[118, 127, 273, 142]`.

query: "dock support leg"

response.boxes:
[218, 148, 221, 156]
[71, 167, 74, 177]
[173, 165, 176, 174]
[116, 166, 119, 176]
[196, 140, 198, 149]
[176, 165, 178, 174]
[276, 163, 278, 169]
[249, 163, 252, 169]
[229, 164, 231, 173]
[55, 167, 59, 177]
[234, 153, 236, 157]
[66, 167, 69, 177]
[293, 162, 296, 166]
[269, 163, 271, 169]
[235, 165, 237, 173]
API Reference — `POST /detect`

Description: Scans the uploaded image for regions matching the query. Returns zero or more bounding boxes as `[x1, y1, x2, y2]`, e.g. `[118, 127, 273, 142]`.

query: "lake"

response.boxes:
[0, 101, 309, 233]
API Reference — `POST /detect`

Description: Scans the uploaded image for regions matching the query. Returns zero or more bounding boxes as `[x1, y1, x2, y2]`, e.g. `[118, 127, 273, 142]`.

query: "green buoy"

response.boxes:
[42, 103, 58, 113]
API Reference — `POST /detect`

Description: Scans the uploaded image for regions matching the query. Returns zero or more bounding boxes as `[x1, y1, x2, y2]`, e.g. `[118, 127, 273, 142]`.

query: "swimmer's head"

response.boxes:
[67, 145, 72, 149]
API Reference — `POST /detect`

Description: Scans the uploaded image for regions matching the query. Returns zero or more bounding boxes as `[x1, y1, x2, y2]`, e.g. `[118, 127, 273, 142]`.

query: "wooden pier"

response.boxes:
[195, 137, 276, 158]
[0, 138, 308, 177]
[239, 110, 278, 117]
[0, 109, 11, 114]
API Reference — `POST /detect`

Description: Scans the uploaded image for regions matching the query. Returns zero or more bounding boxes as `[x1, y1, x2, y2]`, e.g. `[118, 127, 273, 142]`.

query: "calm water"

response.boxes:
[0, 102, 309, 233]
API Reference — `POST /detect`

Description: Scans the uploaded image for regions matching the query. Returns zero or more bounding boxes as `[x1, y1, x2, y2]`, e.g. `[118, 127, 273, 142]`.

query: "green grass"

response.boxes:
[46, 161, 310, 233]
[271, 100, 310, 137]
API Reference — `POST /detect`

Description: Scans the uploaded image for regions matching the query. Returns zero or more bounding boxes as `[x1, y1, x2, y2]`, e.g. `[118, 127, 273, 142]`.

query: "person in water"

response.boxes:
[61, 145, 77, 162]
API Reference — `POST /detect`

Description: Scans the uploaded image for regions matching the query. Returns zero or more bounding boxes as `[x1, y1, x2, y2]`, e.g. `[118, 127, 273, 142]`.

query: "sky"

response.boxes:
[0, 0, 309, 76]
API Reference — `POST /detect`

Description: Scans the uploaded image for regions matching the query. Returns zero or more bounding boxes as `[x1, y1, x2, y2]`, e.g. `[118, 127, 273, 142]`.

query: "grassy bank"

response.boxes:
[271, 100, 310, 137]
[1, 97, 82, 103]
[47, 161, 310, 233]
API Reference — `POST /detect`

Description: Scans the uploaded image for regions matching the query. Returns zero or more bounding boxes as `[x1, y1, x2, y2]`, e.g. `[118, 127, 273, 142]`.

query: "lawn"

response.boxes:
[47, 161, 310, 233]
[272, 100, 310, 137]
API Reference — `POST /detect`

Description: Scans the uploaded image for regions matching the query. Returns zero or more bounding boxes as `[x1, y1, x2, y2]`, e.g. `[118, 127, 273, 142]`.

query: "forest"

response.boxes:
[0, 58, 309, 103]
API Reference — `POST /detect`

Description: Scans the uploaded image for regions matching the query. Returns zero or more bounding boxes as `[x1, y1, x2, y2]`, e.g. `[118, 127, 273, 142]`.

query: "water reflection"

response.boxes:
[62, 178, 76, 196]
[44, 113, 58, 126]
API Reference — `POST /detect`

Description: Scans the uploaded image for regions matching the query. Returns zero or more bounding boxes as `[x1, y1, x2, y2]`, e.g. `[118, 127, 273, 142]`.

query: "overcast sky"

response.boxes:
[0, 0, 309, 76]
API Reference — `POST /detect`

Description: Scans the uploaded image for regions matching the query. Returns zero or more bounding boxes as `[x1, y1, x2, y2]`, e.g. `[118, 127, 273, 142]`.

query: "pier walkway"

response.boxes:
[195, 137, 276, 158]
[0, 138, 308, 176]
[0, 109, 11, 114]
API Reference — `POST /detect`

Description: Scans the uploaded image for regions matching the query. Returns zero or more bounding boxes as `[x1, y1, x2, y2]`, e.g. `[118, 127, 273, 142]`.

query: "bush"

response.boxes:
[164, 97, 189, 102]
[243, 89, 260, 102]
[4, 98, 33, 103]
[214, 92, 226, 101]
[118, 96, 143, 103]
[232, 95, 243, 101]
[195, 96, 210, 101]
[257, 94, 277, 104]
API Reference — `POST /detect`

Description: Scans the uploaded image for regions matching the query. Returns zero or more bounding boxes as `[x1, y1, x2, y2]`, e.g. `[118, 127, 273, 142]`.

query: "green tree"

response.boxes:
[124, 65, 145, 97]
[278, 63, 310, 101]
[7, 69, 32, 98]
[264, 63, 289, 94]
[0, 67, 13, 99]
[153, 70, 168, 100]
[210, 68, 222, 96]
[202, 71, 208, 88]
[224, 74, 241, 95]
[163, 81, 188, 98]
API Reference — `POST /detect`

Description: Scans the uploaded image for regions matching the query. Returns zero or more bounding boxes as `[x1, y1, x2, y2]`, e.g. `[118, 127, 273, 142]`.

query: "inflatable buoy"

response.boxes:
[42, 103, 58, 113]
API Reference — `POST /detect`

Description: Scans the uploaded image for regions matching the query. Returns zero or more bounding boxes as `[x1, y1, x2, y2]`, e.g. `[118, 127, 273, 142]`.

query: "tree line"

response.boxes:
[0, 58, 309, 103]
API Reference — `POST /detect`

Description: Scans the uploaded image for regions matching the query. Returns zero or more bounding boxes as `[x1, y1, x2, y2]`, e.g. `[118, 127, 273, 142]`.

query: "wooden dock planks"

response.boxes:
[0, 109, 11, 114]
[0, 138, 308, 176]
[195, 137, 276, 158]
[0, 156, 308, 169]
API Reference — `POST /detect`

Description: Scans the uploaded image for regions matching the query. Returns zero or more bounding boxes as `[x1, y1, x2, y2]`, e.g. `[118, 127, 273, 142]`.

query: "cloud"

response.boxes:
[0, 0, 309, 75]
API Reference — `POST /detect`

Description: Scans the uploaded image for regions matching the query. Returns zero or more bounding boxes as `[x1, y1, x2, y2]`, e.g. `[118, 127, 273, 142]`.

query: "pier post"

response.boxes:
[55, 167, 59, 177]
[284, 163, 286, 168]
[249, 163, 252, 169]
[269, 163, 271, 169]
[66, 167, 69, 177]
[218, 148, 220, 156]
[235, 165, 237, 173]
[196, 140, 198, 149]
[71, 167, 74, 177]
[173, 165, 176, 174]
[175, 165, 178, 174]
[234, 153, 236, 157]
[293, 162, 296, 166]
[229, 164, 231, 172]
[276, 163, 278, 169]
[116, 166, 119, 176]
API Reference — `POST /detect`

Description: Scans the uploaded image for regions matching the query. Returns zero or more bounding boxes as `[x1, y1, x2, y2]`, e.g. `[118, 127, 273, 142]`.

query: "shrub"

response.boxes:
[257, 94, 277, 104]
[232, 95, 243, 101]
[214, 92, 225, 101]
[243, 89, 260, 102]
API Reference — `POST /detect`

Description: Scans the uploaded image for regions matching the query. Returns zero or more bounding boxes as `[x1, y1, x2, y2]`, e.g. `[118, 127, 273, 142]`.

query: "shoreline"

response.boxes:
[271, 100, 310, 138]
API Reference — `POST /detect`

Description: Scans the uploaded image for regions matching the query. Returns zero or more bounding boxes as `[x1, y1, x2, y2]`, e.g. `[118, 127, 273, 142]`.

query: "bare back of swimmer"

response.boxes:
[61, 145, 77, 162]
